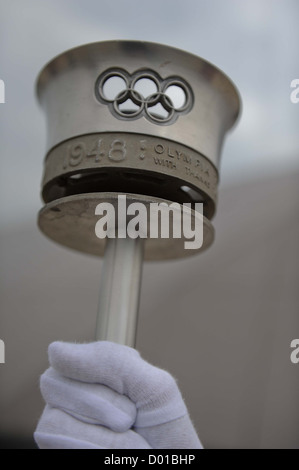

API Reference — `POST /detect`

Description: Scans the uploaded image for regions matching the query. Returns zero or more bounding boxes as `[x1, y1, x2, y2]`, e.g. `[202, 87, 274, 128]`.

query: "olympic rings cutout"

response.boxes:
[95, 68, 193, 125]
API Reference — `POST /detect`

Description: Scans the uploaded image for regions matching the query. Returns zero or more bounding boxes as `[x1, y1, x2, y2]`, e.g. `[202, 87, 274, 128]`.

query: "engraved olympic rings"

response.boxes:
[95, 68, 193, 125]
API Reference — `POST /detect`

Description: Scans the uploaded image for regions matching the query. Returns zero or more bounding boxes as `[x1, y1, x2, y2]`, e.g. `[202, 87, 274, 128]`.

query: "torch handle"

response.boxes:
[95, 237, 144, 347]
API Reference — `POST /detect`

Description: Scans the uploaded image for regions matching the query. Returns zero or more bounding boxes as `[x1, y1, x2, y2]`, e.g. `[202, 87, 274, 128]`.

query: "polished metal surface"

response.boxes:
[95, 237, 144, 346]
[36, 41, 240, 347]
[37, 40, 240, 229]
[37, 41, 240, 171]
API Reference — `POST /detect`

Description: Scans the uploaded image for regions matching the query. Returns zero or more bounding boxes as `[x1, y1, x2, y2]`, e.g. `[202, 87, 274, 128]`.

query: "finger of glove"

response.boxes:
[34, 406, 152, 449]
[135, 415, 203, 449]
[48, 341, 187, 428]
[40, 368, 136, 432]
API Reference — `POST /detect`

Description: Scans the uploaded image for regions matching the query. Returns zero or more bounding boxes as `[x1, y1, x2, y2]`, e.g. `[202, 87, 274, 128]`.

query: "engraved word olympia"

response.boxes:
[95, 68, 194, 124]
[0, 79, 5, 104]
[58, 135, 216, 197]
[62, 138, 198, 167]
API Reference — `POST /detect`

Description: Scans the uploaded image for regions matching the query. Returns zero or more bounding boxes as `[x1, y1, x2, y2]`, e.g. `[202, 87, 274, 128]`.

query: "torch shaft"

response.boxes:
[95, 237, 144, 347]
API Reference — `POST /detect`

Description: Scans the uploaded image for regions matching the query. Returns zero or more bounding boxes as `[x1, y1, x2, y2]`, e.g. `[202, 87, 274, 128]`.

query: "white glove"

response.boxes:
[34, 341, 203, 449]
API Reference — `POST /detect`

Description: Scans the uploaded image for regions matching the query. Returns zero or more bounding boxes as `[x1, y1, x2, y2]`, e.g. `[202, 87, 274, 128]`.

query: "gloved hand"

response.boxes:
[34, 341, 203, 449]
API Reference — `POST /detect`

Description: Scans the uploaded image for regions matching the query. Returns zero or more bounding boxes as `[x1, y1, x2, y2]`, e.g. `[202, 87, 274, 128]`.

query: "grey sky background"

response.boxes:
[0, 0, 298, 226]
